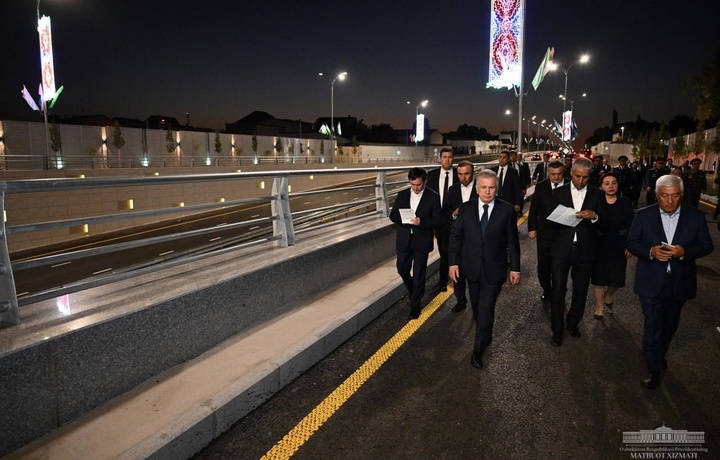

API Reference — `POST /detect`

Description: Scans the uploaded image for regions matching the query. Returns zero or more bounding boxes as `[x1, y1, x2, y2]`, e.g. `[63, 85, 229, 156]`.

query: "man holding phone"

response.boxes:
[627, 174, 714, 389]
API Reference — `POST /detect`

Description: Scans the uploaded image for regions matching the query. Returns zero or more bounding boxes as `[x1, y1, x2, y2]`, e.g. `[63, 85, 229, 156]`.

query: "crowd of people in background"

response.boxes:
[390, 148, 715, 389]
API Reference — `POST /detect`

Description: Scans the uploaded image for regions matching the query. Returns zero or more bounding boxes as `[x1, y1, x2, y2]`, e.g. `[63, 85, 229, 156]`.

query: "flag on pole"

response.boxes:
[531, 47, 554, 91]
[48, 85, 64, 110]
[21, 85, 40, 111]
[319, 124, 331, 136]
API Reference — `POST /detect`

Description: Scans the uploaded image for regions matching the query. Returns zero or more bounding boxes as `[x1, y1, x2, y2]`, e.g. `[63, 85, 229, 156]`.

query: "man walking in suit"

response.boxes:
[390, 167, 443, 320]
[509, 151, 531, 196]
[448, 169, 521, 369]
[443, 160, 478, 312]
[491, 151, 522, 215]
[426, 147, 459, 292]
[532, 152, 551, 183]
[548, 157, 605, 346]
[527, 161, 566, 305]
[627, 174, 714, 389]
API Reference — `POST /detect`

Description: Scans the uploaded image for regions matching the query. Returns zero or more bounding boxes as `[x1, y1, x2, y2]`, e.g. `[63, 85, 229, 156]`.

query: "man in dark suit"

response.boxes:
[448, 169, 521, 369]
[425, 147, 459, 292]
[532, 153, 551, 183]
[389, 167, 443, 320]
[527, 161, 566, 304]
[613, 155, 633, 199]
[548, 157, 606, 346]
[443, 160, 478, 312]
[509, 151, 531, 195]
[627, 174, 714, 389]
[491, 151, 522, 214]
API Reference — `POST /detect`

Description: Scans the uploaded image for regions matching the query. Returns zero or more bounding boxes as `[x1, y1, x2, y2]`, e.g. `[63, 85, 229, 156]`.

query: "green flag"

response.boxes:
[531, 47, 554, 91]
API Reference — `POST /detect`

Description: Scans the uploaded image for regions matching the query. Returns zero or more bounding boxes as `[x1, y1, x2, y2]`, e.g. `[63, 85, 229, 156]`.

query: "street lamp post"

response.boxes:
[319, 71, 347, 161]
[37, 0, 51, 168]
[523, 115, 535, 153]
[621, 126, 625, 142]
[550, 54, 589, 113]
[408, 99, 428, 146]
[505, 109, 515, 148]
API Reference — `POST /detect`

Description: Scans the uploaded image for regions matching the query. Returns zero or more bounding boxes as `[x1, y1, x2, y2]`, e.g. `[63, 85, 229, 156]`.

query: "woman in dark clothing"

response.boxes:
[591, 172, 635, 319]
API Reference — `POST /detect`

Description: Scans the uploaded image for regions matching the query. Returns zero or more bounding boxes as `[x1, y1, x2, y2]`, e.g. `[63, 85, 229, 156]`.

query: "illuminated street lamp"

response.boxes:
[621, 126, 625, 142]
[522, 115, 536, 153]
[549, 54, 590, 113]
[319, 71, 347, 142]
[407, 99, 429, 146]
[505, 109, 515, 148]
[559, 92, 587, 111]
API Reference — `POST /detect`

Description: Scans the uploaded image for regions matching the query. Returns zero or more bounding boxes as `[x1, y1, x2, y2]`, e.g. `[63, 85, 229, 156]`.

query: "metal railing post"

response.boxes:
[375, 171, 389, 217]
[0, 191, 20, 328]
[271, 175, 295, 247]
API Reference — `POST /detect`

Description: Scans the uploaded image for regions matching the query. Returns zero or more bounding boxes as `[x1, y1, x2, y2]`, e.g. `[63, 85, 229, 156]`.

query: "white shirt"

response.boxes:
[571, 183, 587, 212]
[410, 188, 423, 213]
[439, 168, 453, 204]
[460, 180, 475, 203]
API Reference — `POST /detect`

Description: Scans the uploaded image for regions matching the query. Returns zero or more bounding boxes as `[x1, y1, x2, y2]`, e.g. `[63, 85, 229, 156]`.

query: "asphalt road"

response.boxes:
[194, 200, 719, 460]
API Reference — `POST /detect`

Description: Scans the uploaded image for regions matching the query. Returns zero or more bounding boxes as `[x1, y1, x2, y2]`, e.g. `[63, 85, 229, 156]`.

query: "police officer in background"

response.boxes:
[614, 155, 633, 199]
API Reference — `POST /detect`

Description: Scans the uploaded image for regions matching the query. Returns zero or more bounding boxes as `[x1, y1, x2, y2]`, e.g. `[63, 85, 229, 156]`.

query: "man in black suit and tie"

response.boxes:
[443, 160, 478, 312]
[390, 167, 443, 320]
[627, 174, 714, 389]
[426, 148, 459, 292]
[491, 151, 522, 215]
[532, 153, 551, 183]
[548, 157, 605, 346]
[448, 169, 521, 369]
[527, 161, 565, 304]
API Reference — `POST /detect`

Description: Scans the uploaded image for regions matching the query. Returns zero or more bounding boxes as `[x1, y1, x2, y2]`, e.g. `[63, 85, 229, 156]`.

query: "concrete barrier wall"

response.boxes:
[0, 219, 399, 456]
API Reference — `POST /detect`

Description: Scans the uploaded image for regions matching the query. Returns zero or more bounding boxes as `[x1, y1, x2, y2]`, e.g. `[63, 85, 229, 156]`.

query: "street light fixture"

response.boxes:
[319, 71, 347, 142]
[408, 99, 428, 146]
[505, 109, 515, 148]
[549, 54, 590, 113]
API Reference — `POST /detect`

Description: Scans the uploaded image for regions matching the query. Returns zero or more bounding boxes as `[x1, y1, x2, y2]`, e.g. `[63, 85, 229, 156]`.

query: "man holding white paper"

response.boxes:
[547, 157, 606, 346]
[389, 167, 442, 320]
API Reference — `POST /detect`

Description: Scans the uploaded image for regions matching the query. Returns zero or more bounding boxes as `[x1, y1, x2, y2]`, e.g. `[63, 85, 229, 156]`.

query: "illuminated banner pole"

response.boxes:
[487, 0, 525, 153]
[37, 14, 57, 167]
[562, 110, 573, 142]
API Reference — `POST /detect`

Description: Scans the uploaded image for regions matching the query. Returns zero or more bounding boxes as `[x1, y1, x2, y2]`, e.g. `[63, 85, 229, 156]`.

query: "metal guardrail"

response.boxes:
[0, 165, 427, 328]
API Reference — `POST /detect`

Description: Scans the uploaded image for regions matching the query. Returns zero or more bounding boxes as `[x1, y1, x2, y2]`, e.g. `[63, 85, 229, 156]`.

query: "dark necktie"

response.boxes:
[497, 168, 504, 197]
[443, 171, 449, 205]
[480, 204, 489, 237]
[553, 182, 558, 189]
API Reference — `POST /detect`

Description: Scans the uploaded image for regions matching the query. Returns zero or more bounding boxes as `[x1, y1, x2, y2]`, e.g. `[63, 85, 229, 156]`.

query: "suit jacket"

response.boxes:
[532, 162, 549, 182]
[426, 167, 459, 203]
[448, 198, 521, 285]
[490, 165, 522, 207]
[443, 180, 478, 223]
[514, 162, 531, 189]
[389, 188, 442, 253]
[627, 204, 714, 300]
[528, 179, 560, 241]
[548, 183, 606, 261]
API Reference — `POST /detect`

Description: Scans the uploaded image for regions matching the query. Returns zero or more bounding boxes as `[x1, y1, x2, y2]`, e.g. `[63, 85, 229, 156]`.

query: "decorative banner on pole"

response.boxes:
[415, 114, 425, 142]
[562, 110, 573, 142]
[487, 0, 524, 89]
[38, 15, 56, 101]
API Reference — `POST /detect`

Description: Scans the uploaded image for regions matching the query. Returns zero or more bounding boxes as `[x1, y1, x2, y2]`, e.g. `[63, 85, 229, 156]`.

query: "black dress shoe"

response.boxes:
[451, 301, 467, 312]
[641, 372, 662, 389]
[594, 314, 603, 320]
[408, 311, 420, 320]
[605, 301, 614, 311]
[471, 352, 483, 369]
[567, 327, 581, 338]
[551, 333, 563, 346]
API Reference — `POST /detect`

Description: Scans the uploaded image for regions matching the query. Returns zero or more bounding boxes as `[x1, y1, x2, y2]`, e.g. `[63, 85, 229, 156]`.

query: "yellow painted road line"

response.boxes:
[260, 287, 454, 460]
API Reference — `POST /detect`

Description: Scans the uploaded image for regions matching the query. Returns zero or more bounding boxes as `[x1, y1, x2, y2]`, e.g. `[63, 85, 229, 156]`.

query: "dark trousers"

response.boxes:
[536, 237, 553, 297]
[550, 247, 592, 333]
[639, 275, 685, 373]
[467, 267, 503, 353]
[631, 187, 641, 208]
[397, 248, 429, 314]
[435, 223, 451, 287]
[454, 275, 468, 303]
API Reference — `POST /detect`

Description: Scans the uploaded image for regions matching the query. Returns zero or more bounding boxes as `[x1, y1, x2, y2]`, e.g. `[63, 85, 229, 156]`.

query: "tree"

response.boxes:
[251, 132, 258, 155]
[111, 121, 125, 167]
[673, 129, 687, 158]
[214, 132, 222, 155]
[274, 138, 283, 155]
[686, 48, 720, 125]
[692, 121, 705, 154]
[165, 129, 176, 153]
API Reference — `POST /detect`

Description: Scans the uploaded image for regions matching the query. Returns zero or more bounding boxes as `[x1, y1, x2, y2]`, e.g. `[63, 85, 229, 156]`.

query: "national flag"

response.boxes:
[48, 85, 64, 110]
[571, 119, 579, 141]
[319, 124, 331, 136]
[21, 85, 40, 111]
[531, 47, 554, 91]
[38, 83, 46, 112]
[336, 122, 342, 136]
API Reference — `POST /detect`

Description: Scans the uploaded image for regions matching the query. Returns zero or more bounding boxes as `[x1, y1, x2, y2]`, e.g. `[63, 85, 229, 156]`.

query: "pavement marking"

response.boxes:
[261, 287, 454, 460]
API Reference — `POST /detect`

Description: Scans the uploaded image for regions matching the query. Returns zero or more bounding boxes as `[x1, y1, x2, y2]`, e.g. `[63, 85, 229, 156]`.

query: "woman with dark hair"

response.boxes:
[591, 172, 635, 319]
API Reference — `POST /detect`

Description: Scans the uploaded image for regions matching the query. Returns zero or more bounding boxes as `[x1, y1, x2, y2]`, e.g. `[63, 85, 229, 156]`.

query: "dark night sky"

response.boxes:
[1, 0, 716, 142]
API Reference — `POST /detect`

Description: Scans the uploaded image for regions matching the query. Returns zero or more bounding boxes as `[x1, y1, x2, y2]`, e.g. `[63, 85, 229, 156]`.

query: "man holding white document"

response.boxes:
[546, 157, 606, 346]
[390, 167, 442, 320]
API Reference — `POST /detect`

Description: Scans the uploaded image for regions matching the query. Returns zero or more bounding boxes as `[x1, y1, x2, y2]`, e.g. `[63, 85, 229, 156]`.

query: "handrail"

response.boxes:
[0, 160, 504, 328]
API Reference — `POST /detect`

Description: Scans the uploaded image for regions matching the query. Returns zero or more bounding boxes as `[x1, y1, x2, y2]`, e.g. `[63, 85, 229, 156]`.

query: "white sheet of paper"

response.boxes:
[399, 208, 415, 224]
[547, 204, 582, 227]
